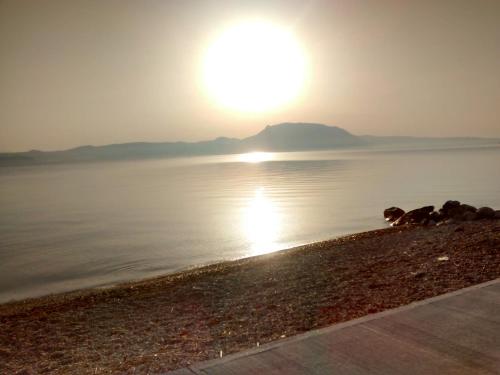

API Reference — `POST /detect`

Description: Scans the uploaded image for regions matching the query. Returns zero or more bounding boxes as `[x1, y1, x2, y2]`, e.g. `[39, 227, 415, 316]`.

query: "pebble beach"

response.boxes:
[1, 220, 499, 374]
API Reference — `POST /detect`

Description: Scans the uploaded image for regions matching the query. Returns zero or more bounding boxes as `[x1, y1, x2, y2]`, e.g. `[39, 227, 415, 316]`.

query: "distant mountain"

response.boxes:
[0, 122, 498, 166]
[240, 123, 363, 151]
[359, 135, 500, 148]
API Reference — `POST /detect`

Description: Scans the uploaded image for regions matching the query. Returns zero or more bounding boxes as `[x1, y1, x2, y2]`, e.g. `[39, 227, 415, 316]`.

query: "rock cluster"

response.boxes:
[384, 200, 500, 226]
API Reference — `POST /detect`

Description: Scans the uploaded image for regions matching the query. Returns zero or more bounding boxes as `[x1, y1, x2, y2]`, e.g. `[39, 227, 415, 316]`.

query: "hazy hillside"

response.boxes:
[241, 123, 363, 151]
[360, 135, 500, 148]
[0, 122, 498, 166]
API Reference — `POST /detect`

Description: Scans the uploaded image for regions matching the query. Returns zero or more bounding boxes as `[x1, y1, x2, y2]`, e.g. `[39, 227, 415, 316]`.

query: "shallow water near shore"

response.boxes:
[1, 146, 499, 303]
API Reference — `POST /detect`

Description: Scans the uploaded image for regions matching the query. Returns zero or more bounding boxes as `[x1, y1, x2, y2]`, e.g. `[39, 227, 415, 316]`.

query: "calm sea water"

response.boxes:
[1, 146, 499, 302]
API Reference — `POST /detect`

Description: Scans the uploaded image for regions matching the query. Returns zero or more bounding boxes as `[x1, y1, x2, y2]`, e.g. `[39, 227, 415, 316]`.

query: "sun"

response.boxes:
[203, 20, 307, 113]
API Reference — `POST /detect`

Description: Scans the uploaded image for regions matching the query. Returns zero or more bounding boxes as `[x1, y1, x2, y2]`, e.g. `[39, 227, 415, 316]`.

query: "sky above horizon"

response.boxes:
[1, 0, 499, 152]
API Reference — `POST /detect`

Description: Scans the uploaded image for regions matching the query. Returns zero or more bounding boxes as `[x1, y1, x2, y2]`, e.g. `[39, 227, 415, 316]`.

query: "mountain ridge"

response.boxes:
[1, 122, 498, 166]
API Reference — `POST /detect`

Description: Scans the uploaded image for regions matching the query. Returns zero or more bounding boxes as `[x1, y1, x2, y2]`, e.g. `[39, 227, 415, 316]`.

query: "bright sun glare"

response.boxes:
[239, 151, 273, 163]
[243, 187, 281, 256]
[203, 20, 307, 112]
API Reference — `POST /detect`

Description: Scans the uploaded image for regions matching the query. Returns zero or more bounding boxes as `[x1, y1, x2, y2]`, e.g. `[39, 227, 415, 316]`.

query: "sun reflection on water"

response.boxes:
[239, 152, 273, 163]
[242, 187, 282, 256]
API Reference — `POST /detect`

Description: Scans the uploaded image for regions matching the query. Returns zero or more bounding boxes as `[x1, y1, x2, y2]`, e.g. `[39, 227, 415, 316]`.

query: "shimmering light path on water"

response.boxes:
[1, 147, 499, 302]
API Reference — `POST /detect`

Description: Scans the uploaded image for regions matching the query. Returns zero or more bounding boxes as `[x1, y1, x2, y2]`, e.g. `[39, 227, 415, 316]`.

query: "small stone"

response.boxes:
[454, 226, 465, 232]
[15, 370, 35, 375]
[437, 256, 449, 261]
[411, 270, 426, 278]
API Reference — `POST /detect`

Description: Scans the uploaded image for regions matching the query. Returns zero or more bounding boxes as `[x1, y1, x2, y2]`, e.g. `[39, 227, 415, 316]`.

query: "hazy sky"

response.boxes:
[1, 0, 499, 151]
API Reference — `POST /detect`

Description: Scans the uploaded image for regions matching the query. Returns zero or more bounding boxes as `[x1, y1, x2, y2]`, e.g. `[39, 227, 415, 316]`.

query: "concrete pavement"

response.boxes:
[169, 278, 500, 374]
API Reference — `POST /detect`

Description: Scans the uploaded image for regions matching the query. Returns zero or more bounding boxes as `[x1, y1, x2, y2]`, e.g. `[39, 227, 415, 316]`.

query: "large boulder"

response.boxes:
[463, 211, 477, 221]
[392, 206, 434, 226]
[442, 200, 460, 212]
[450, 204, 478, 221]
[460, 204, 477, 213]
[477, 206, 495, 219]
[495, 210, 500, 219]
[439, 200, 460, 219]
[383, 207, 405, 222]
[439, 201, 477, 221]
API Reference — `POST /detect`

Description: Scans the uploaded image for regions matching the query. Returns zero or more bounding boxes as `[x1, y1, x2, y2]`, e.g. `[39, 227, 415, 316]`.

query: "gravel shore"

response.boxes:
[1, 220, 499, 374]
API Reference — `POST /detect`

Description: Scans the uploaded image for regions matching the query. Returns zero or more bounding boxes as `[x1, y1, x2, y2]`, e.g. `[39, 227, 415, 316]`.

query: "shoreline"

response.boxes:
[0, 225, 400, 309]
[1, 221, 499, 374]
